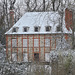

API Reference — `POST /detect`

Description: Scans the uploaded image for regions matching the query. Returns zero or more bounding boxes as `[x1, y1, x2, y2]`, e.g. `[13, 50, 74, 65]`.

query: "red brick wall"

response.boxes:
[65, 8, 73, 31]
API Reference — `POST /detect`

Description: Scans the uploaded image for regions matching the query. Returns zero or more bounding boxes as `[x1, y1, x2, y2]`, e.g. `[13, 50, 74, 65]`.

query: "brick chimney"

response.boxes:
[65, 8, 73, 31]
[10, 8, 14, 26]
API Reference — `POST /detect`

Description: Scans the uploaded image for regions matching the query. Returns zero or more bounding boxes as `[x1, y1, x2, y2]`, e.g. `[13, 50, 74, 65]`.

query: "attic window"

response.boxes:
[57, 26, 61, 31]
[46, 26, 51, 32]
[13, 28, 16, 32]
[23, 27, 29, 32]
[34, 27, 40, 32]
[24, 28, 27, 32]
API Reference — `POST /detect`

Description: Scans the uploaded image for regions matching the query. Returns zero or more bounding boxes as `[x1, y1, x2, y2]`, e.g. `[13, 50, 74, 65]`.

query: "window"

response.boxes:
[12, 27, 19, 32]
[46, 26, 51, 32]
[34, 26, 40, 32]
[23, 39, 27, 47]
[57, 26, 61, 31]
[13, 28, 16, 32]
[23, 53, 28, 62]
[24, 28, 27, 32]
[45, 39, 50, 47]
[45, 53, 50, 62]
[12, 53, 17, 61]
[23, 27, 29, 32]
[34, 39, 39, 47]
[12, 39, 17, 47]
[34, 53, 39, 61]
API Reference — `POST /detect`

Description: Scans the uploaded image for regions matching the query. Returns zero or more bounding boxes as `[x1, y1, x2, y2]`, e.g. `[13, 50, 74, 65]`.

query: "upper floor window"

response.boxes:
[23, 27, 29, 32]
[34, 39, 39, 47]
[34, 26, 40, 32]
[12, 39, 17, 47]
[45, 26, 51, 32]
[45, 39, 50, 47]
[57, 25, 61, 31]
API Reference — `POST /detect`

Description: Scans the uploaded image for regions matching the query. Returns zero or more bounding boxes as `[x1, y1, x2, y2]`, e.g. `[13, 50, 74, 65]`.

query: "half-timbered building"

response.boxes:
[5, 8, 73, 62]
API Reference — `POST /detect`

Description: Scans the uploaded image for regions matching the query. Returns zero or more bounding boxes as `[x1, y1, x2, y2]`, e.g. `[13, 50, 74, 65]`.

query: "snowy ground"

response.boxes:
[0, 47, 75, 75]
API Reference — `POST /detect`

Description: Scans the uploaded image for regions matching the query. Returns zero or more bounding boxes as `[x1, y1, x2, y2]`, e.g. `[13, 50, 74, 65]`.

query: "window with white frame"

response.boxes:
[34, 39, 39, 47]
[23, 39, 27, 47]
[12, 39, 17, 47]
[45, 39, 50, 47]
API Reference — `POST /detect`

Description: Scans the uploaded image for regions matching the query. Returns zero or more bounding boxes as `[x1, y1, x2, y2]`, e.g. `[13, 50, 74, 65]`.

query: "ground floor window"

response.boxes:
[12, 53, 17, 61]
[23, 53, 28, 62]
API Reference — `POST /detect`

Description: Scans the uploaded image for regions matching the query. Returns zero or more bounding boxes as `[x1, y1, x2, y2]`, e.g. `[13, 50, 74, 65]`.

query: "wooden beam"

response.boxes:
[22, 35, 23, 61]
[27, 35, 29, 61]
[6, 35, 8, 59]
[17, 35, 18, 61]
[11, 35, 12, 61]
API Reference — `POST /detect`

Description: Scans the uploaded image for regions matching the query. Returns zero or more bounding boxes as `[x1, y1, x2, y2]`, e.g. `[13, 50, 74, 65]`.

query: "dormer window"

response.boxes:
[12, 27, 17, 32]
[23, 27, 29, 32]
[34, 26, 40, 32]
[46, 26, 51, 32]
[12, 28, 17, 32]
[12, 27, 19, 32]
[24, 28, 27, 32]
[57, 26, 61, 31]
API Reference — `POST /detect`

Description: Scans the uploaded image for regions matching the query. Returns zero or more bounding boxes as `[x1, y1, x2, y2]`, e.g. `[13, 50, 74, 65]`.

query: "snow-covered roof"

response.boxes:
[5, 12, 72, 35]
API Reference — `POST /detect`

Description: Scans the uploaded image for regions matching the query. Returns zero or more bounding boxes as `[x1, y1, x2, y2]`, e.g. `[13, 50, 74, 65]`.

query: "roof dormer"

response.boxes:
[45, 26, 51, 32]
[56, 25, 61, 32]
[12, 27, 19, 32]
[23, 27, 29, 32]
[34, 26, 40, 32]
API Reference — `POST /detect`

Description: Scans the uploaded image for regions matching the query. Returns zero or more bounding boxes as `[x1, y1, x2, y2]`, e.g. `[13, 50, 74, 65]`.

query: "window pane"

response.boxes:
[45, 39, 50, 47]
[34, 39, 39, 47]
[23, 39, 27, 47]
[12, 39, 17, 47]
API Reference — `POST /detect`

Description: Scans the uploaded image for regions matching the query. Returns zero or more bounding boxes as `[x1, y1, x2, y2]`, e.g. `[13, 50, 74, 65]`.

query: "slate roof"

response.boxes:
[5, 11, 72, 35]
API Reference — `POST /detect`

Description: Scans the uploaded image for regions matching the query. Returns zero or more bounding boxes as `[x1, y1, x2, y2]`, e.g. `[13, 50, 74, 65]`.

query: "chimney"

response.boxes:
[65, 8, 73, 31]
[9, 0, 16, 27]
[10, 6, 14, 27]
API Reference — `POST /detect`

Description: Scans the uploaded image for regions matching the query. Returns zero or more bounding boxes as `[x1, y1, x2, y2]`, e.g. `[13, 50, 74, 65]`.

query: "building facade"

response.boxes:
[5, 9, 73, 62]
